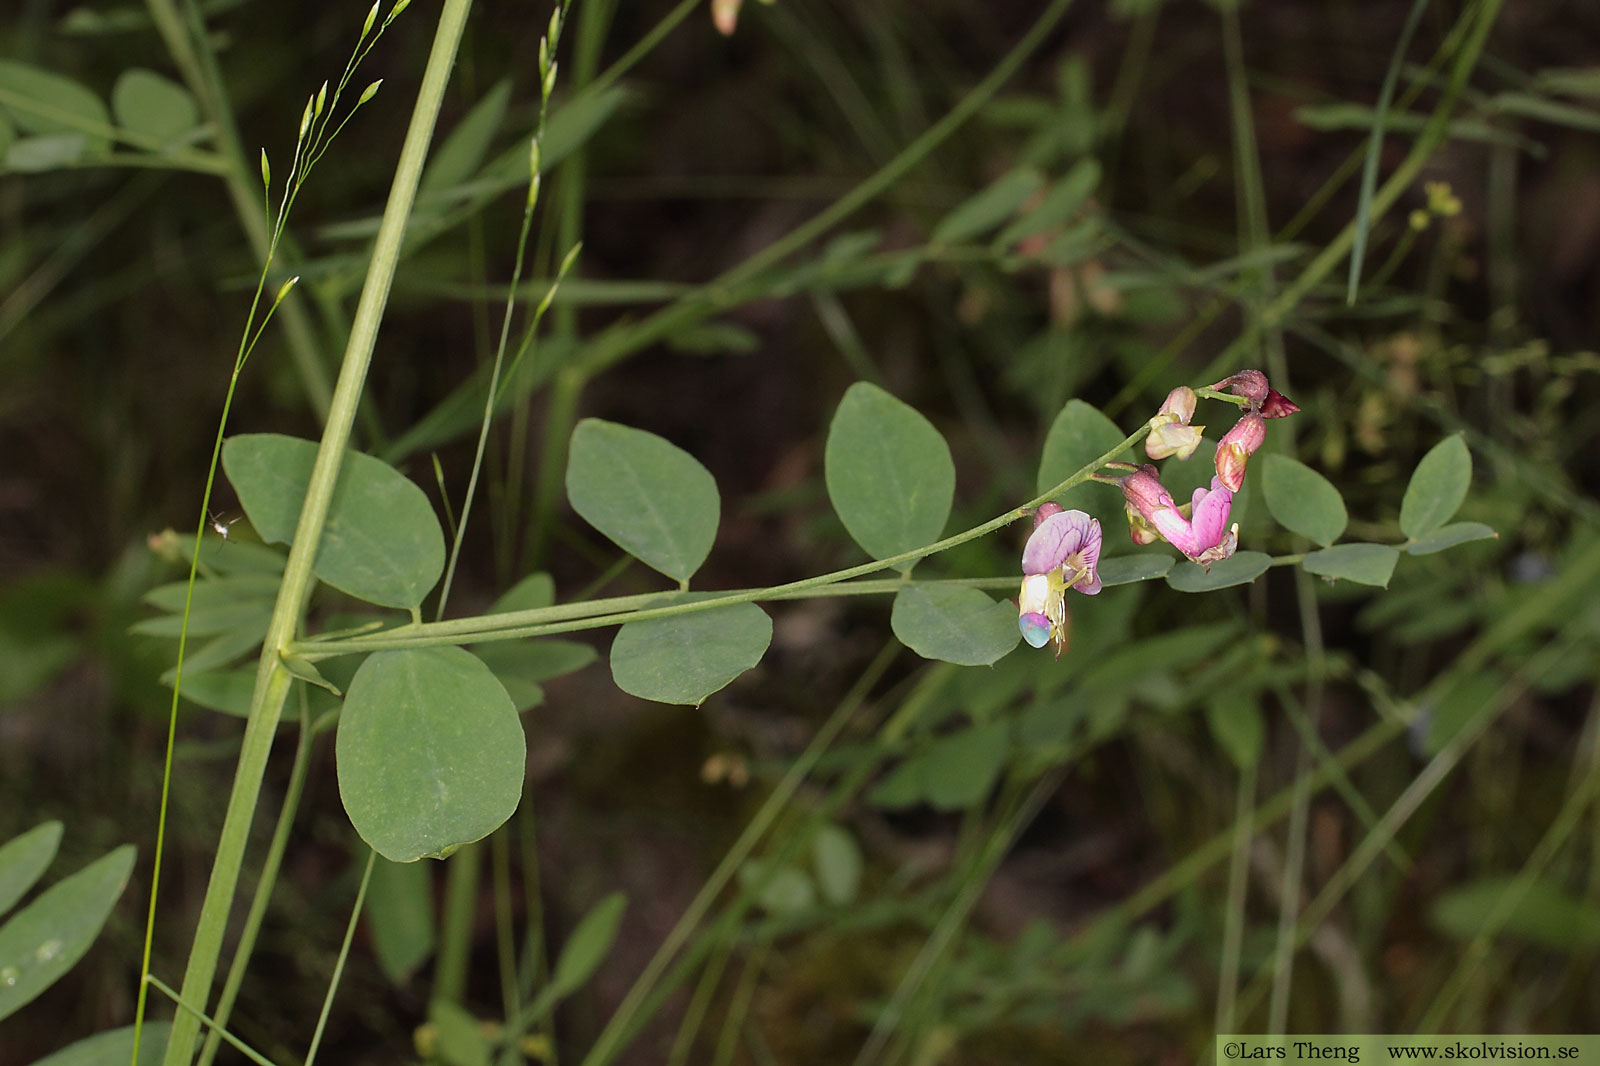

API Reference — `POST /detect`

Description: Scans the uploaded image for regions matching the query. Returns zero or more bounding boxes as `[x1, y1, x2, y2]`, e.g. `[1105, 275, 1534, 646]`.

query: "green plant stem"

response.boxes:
[157, 4, 475, 1063]
[305, 849, 376, 1066]
[296, 418, 1152, 660]
[195, 697, 316, 1066]
[710, 937, 771, 1066]
[146, 975, 279, 1066]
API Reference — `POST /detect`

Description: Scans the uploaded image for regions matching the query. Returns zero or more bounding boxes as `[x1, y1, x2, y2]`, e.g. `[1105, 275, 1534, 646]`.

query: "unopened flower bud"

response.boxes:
[1209, 369, 1270, 406]
[1260, 388, 1300, 419]
[1031, 501, 1064, 529]
[1214, 412, 1266, 492]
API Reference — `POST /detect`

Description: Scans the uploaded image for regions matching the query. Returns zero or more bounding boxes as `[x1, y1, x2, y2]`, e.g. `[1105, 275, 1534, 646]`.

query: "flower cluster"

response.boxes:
[1018, 370, 1297, 654]
[1119, 371, 1298, 565]
[1017, 502, 1101, 658]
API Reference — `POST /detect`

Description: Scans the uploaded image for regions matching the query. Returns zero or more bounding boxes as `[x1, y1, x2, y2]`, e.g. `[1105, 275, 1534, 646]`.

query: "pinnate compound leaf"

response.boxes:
[337, 647, 525, 862]
[566, 419, 720, 583]
[27, 1022, 171, 1066]
[111, 69, 197, 147]
[890, 585, 1019, 666]
[1037, 399, 1125, 519]
[1301, 543, 1400, 588]
[0, 61, 112, 155]
[609, 602, 770, 705]
[0, 822, 63, 918]
[1166, 551, 1272, 592]
[223, 434, 445, 610]
[1261, 454, 1347, 547]
[0, 845, 135, 1022]
[825, 383, 954, 570]
[1400, 434, 1471, 539]
[1406, 521, 1497, 555]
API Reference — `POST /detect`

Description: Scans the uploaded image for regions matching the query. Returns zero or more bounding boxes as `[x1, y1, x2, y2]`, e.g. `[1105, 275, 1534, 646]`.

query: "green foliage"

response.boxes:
[871, 721, 1010, 811]
[26, 1023, 171, 1066]
[366, 856, 436, 984]
[824, 382, 955, 570]
[811, 825, 863, 906]
[1431, 876, 1600, 949]
[930, 167, 1044, 245]
[0, 841, 135, 1021]
[1301, 543, 1401, 588]
[0, 823, 63, 916]
[566, 419, 721, 583]
[223, 434, 446, 609]
[1261, 454, 1348, 546]
[0, 60, 112, 163]
[890, 585, 1019, 666]
[336, 647, 525, 862]
[110, 69, 198, 147]
[1205, 692, 1264, 768]
[1399, 434, 1472, 539]
[0, 0, 1572, 1060]
[1165, 552, 1272, 591]
[530, 892, 627, 1016]
[609, 602, 771, 705]
[1037, 399, 1125, 519]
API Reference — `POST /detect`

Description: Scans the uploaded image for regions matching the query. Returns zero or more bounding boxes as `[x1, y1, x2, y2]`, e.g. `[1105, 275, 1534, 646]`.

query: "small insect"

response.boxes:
[208, 511, 242, 539]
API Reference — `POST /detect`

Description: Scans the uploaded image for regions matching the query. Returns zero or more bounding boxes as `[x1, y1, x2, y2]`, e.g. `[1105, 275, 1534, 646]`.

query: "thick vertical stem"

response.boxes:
[157, 2, 476, 1062]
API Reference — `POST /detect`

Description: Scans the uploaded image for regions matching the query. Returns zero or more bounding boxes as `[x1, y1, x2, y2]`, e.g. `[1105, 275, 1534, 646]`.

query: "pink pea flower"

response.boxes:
[1118, 465, 1238, 566]
[1018, 506, 1102, 656]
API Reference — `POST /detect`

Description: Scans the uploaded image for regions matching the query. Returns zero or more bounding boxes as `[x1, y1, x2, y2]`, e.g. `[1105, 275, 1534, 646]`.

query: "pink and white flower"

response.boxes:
[1018, 504, 1102, 656]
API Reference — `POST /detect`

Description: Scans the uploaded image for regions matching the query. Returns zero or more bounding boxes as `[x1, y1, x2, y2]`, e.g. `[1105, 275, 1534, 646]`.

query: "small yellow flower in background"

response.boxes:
[1425, 180, 1462, 217]
[1409, 208, 1431, 232]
